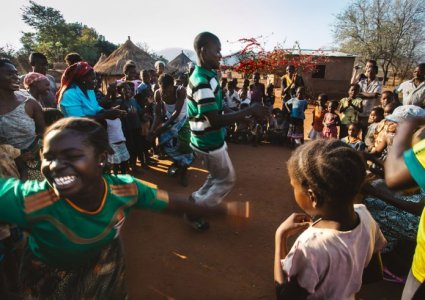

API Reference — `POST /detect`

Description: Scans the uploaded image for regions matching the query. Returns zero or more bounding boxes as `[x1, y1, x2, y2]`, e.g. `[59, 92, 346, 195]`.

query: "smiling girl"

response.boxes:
[0, 117, 248, 298]
[0, 58, 45, 181]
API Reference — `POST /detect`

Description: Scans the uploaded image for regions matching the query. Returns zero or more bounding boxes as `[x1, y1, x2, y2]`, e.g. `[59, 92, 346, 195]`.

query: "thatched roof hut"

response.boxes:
[94, 53, 108, 69]
[167, 51, 193, 74]
[94, 37, 155, 75]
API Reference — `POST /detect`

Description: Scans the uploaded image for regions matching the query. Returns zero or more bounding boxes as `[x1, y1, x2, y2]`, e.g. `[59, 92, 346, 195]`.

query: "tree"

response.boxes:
[333, 0, 425, 84]
[20, 1, 117, 65]
[136, 42, 169, 64]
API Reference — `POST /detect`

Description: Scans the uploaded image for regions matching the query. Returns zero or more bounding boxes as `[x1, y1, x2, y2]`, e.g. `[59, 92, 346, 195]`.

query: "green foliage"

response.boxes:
[333, 0, 425, 83]
[19, 1, 117, 65]
[0, 45, 16, 60]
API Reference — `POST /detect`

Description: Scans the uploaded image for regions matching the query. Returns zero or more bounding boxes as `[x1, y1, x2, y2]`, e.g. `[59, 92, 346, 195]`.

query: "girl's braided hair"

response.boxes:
[44, 117, 113, 155]
[288, 139, 366, 205]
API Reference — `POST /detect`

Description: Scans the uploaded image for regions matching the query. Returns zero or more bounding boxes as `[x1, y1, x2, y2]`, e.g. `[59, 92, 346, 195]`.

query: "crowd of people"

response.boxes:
[0, 30, 425, 299]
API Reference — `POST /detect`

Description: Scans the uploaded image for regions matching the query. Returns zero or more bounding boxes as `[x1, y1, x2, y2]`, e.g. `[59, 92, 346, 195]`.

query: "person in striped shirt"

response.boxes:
[186, 32, 268, 231]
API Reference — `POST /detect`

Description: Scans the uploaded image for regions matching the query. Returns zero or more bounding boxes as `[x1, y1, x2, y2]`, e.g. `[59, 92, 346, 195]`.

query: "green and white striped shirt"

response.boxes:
[187, 65, 225, 151]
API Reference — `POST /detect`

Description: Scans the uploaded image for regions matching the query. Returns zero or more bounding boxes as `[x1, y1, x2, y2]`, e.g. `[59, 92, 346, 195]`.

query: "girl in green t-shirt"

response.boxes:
[0, 117, 248, 299]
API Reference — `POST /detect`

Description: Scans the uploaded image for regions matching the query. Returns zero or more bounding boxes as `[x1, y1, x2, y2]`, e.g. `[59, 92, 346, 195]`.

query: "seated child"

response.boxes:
[274, 139, 386, 299]
[224, 81, 240, 111]
[239, 89, 251, 106]
[322, 100, 341, 139]
[233, 103, 251, 144]
[341, 123, 366, 151]
[268, 109, 288, 145]
[339, 84, 363, 138]
[365, 107, 384, 151]
[308, 93, 328, 140]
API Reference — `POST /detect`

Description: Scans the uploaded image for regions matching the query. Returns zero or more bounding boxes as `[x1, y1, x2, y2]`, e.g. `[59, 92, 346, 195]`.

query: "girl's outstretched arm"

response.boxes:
[164, 191, 249, 219]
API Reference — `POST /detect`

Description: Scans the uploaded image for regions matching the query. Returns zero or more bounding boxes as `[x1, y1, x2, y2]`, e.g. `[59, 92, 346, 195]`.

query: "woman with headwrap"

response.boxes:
[57, 61, 124, 120]
[23, 72, 54, 108]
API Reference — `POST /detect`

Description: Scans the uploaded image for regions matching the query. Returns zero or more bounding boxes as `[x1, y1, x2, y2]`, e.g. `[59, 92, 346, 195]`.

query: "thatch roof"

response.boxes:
[94, 53, 108, 69]
[167, 51, 193, 74]
[94, 37, 155, 75]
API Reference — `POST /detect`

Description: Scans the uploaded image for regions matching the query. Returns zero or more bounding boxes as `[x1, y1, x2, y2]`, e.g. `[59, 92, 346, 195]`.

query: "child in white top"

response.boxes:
[105, 117, 130, 175]
[224, 81, 240, 110]
[274, 139, 387, 300]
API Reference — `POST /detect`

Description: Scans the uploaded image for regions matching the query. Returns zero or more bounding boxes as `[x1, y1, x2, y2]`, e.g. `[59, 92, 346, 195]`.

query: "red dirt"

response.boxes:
[121, 99, 404, 299]
[121, 141, 404, 300]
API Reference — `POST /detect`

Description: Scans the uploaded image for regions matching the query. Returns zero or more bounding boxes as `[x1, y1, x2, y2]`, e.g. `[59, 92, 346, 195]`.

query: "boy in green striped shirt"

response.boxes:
[186, 32, 268, 231]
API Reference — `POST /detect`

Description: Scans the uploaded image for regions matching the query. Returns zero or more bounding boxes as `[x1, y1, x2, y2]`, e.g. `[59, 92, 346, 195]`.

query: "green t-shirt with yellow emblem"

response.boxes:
[0, 174, 168, 268]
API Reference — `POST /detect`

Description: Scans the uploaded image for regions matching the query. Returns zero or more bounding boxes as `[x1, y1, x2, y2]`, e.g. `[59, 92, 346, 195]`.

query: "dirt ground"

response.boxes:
[121, 103, 405, 299]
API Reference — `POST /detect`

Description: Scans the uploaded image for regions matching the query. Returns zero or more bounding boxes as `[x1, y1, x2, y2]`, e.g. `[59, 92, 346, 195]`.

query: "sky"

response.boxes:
[1, 0, 351, 55]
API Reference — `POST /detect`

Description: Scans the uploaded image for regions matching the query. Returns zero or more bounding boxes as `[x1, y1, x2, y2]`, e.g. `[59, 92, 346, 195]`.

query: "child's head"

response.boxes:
[240, 87, 248, 99]
[154, 61, 165, 76]
[287, 139, 366, 216]
[117, 81, 134, 99]
[227, 80, 235, 91]
[327, 100, 338, 112]
[43, 108, 64, 127]
[348, 84, 360, 98]
[64, 52, 82, 67]
[29, 52, 49, 74]
[380, 90, 394, 107]
[123, 60, 139, 80]
[140, 69, 150, 83]
[148, 69, 157, 83]
[41, 117, 113, 198]
[286, 65, 295, 76]
[253, 72, 260, 83]
[384, 102, 399, 117]
[347, 123, 361, 138]
[296, 87, 305, 100]
[158, 74, 175, 99]
[317, 93, 328, 107]
[221, 78, 228, 89]
[276, 111, 284, 122]
[368, 106, 384, 124]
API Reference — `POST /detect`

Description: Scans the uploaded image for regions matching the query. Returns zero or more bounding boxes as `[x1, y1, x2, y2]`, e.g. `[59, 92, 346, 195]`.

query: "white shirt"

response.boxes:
[106, 118, 126, 144]
[282, 204, 387, 300]
[225, 90, 240, 108]
[358, 78, 382, 116]
[396, 79, 425, 107]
